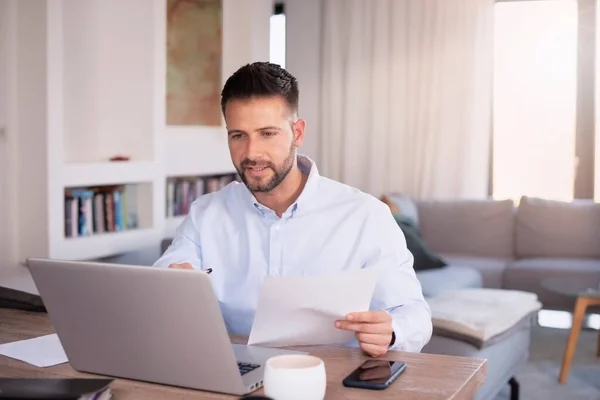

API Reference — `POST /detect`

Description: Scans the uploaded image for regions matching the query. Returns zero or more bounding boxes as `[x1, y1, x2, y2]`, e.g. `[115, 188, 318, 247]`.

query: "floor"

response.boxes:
[495, 310, 600, 400]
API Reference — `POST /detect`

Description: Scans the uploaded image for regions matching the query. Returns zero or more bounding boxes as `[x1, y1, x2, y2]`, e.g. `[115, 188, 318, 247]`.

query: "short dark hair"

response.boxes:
[220, 62, 299, 117]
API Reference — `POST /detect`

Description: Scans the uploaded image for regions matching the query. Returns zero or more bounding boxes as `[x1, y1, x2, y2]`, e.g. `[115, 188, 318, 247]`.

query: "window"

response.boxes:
[269, 3, 286, 68]
[492, 0, 579, 202]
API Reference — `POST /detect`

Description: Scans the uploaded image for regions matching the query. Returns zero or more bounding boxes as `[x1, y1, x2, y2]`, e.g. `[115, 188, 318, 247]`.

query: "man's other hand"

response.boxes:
[168, 262, 194, 270]
[335, 310, 394, 357]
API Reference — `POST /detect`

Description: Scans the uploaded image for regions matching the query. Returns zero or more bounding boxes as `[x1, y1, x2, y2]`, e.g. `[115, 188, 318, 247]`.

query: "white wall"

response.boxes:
[0, 0, 51, 276]
[0, 0, 10, 270]
[0, 0, 18, 275]
[284, 0, 322, 166]
[15, 0, 52, 264]
[63, 0, 155, 163]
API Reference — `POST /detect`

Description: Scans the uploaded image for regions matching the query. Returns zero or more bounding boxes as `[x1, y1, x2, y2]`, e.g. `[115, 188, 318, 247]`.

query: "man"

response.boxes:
[154, 62, 432, 357]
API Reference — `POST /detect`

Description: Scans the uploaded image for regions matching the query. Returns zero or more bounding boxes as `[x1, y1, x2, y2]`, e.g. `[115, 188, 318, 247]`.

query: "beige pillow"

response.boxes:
[381, 193, 420, 227]
[380, 194, 401, 214]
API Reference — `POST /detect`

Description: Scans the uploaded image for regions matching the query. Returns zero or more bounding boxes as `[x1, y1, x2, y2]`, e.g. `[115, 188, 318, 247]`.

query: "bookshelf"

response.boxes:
[164, 172, 238, 237]
[65, 184, 152, 237]
[2, 0, 270, 267]
[166, 173, 238, 217]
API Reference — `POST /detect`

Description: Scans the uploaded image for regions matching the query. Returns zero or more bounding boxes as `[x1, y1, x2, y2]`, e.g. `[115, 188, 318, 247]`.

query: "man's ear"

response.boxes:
[292, 119, 306, 146]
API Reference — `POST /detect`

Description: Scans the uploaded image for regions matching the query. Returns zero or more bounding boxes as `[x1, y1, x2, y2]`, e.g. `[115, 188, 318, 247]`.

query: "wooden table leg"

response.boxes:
[559, 297, 588, 384]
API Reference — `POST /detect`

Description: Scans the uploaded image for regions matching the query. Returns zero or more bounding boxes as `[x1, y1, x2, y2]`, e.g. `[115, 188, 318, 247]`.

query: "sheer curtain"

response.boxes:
[319, 0, 494, 199]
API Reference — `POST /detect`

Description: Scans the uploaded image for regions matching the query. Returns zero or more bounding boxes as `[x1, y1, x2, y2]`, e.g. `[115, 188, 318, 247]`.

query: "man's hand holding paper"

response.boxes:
[335, 310, 394, 357]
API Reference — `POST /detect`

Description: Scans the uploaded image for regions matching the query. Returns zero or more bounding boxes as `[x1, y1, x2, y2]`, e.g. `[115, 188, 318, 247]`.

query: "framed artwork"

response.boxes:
[166, 0, 222, 126]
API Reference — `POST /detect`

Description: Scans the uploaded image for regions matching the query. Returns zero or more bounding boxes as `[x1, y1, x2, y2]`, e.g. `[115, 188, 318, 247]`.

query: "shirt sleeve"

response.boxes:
[152, 210, 203, 270]
[365, 200, 433, 353]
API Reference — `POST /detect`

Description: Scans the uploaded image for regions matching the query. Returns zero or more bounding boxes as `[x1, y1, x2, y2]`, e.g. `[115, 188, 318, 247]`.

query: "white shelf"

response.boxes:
[55, 228, 160, 261]
[62, 161, 157, 187]
[164, 128, 235, 177]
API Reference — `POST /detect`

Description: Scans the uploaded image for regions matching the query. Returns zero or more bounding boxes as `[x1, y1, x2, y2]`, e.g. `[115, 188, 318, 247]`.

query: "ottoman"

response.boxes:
[421, 288, 542, 400]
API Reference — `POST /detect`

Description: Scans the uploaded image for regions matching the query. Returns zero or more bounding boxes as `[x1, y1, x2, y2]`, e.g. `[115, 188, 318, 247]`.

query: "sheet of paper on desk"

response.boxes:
[248, 267, 379, 347]
[0, 333, 68, 367]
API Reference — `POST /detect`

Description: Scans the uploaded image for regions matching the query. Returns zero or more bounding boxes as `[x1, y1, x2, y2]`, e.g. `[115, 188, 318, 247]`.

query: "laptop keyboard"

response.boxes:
[238, 362, 260, 376]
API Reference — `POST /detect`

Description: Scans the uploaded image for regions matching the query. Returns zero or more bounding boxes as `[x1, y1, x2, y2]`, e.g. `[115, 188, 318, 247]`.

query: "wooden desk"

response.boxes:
[0, 308, 486, 399]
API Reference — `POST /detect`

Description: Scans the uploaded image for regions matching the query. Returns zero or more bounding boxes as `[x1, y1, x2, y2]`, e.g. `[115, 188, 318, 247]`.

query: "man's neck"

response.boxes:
[254, 166, 308, 217]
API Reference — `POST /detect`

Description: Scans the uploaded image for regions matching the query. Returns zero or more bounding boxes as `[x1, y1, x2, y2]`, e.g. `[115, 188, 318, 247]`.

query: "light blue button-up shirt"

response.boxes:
[154, 155, 432, 352]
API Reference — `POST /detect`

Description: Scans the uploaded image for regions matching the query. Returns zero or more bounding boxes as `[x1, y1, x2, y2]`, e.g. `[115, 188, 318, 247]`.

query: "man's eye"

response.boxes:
[231, 134, 243, 140]
[263, 131, 276, 137]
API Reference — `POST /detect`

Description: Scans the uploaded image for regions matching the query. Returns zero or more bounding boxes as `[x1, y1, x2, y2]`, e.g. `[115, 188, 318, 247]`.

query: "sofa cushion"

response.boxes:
[504, 258, 600, 310]
[417, 199, 515, 259]
[393, 214, 446, 271]
[426, 288, 541, 348]
[438, 253, 509, 289]
[515, 196, 600, 258]
[416, 266, 482, 298]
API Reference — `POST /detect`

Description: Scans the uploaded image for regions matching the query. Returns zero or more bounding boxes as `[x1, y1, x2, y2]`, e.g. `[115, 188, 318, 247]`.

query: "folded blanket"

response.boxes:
[427, 288, 542, 348]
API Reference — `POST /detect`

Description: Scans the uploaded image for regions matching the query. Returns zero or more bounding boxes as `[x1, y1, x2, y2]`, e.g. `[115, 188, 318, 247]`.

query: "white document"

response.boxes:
[248, 268, 379, 347]
[0, 333, 68, 367]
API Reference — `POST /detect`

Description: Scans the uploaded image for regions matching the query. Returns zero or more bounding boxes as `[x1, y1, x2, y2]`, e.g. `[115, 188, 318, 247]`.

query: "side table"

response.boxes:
[541, 276, 600, 384]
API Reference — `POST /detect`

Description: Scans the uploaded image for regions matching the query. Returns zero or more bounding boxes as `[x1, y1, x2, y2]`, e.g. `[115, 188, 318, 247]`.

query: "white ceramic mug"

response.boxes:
[263, 354, 327, 400]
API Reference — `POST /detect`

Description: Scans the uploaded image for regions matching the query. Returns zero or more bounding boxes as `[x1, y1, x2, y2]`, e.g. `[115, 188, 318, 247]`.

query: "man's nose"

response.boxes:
[245, 136, 264, 158]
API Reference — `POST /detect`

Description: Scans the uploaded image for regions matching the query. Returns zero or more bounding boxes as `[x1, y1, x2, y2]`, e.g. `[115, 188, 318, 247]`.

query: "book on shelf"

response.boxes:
[64, 185, 138, 238]
[166, 173, 238, 218]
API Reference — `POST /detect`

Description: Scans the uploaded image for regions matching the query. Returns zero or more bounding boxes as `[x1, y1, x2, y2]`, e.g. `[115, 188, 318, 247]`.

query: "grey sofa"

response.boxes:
[408, 196, 600, 311]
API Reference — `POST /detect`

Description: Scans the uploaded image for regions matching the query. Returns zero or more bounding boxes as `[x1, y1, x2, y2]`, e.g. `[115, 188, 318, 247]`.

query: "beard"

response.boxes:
[236, 143, 296, 193]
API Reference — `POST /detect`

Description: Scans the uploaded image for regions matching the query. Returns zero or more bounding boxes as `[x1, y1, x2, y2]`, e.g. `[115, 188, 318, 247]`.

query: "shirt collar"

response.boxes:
[291, 154, 320, 215]
[241, 154, 320, 218]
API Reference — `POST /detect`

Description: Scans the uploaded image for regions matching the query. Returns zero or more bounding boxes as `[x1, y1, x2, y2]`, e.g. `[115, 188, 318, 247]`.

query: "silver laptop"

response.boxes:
[26, 258, 303, 396]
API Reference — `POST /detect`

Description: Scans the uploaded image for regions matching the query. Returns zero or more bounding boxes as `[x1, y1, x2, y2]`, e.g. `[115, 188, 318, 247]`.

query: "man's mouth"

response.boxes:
[245, 165, 271, 176]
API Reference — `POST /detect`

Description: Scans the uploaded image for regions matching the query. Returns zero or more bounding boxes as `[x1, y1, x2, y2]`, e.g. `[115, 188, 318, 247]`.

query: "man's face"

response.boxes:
[224, 96, 305, 193]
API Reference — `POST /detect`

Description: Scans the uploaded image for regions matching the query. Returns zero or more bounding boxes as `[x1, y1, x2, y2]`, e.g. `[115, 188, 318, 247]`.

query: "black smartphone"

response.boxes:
[342, 359, 406, 390]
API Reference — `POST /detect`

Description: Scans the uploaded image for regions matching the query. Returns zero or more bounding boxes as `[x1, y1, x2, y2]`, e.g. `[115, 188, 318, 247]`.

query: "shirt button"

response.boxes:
[273, 269, 279, 276]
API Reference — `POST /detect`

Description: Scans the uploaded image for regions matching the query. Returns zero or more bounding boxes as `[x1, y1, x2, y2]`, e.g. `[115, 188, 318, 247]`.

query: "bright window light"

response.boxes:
[492, 0, 578, 202]
[270, 13, 286, 69]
